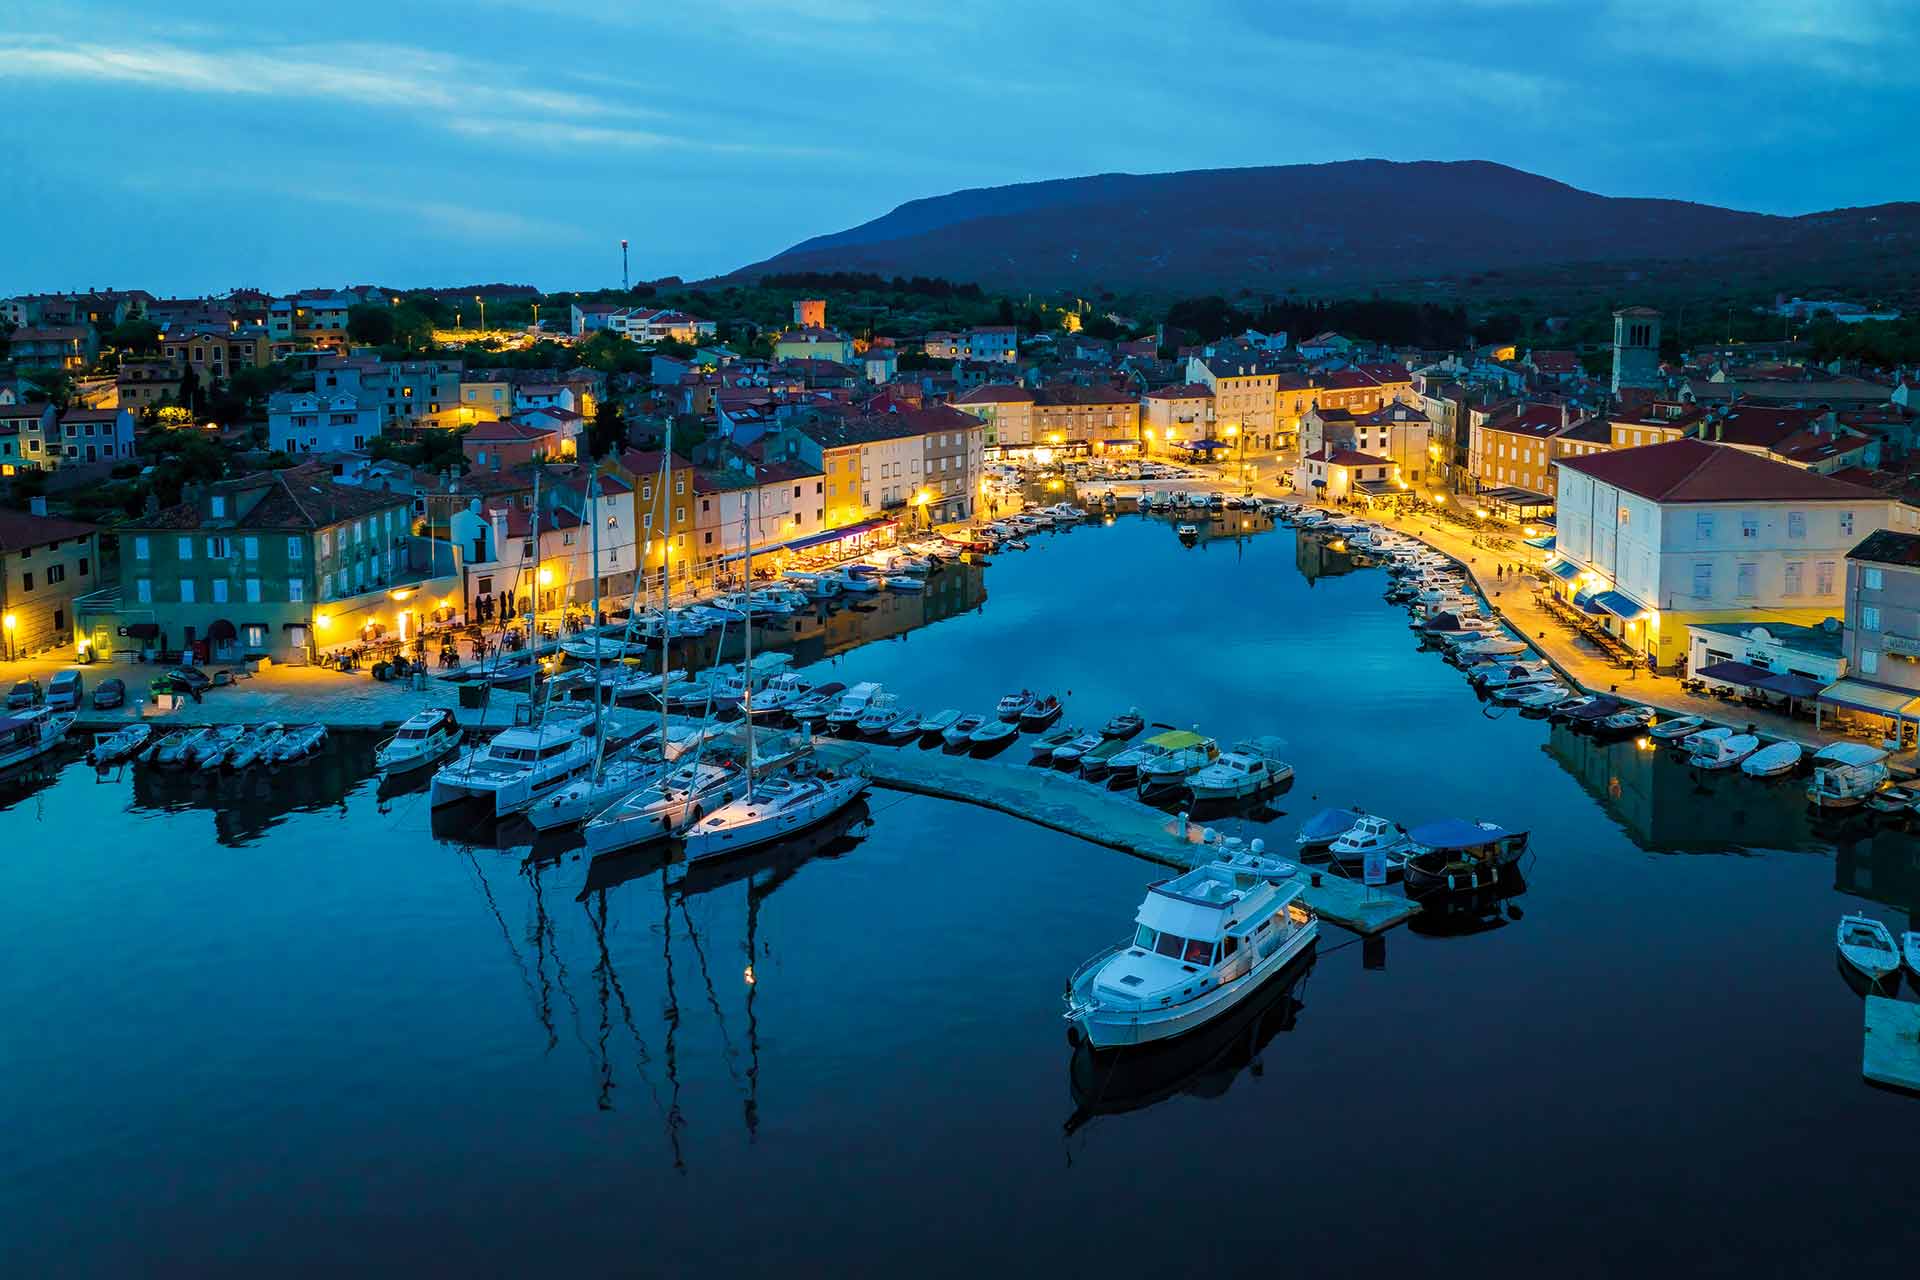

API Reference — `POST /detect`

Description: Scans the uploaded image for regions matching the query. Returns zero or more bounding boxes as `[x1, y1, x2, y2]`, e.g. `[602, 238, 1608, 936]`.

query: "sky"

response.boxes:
[4, 0, 1917, 297]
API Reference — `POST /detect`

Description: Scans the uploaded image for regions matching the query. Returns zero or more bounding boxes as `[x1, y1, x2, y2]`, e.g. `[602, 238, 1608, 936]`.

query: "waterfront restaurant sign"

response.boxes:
[1884, 632, 1920, 660]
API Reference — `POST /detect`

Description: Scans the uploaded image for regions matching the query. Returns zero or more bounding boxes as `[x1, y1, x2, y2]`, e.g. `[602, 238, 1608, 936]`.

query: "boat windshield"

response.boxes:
[1136, 927, 1214, 966]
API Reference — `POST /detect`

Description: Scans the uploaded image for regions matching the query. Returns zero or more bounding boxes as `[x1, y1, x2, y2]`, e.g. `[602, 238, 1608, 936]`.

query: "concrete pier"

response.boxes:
[817, 740, 1417, 935]
[1863, 996, 1920, 1094]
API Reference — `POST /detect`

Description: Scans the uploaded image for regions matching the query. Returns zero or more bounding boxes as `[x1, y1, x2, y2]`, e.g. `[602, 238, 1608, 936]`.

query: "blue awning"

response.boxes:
[1590, 590, 1644, 619]
[1524, 533, 1557, 550]
[720, 515, 896, 562]
[1182, 440, 1231, 452]
[1546, 559, 1579, 581]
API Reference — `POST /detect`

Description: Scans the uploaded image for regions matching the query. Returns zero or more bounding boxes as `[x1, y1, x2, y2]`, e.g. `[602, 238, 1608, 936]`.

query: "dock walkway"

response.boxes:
[1864, 996, 1920, 1094]
[817, 740, 1415, 935]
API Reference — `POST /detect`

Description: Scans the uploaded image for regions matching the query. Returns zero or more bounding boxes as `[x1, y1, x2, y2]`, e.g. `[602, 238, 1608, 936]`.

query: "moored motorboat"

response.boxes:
[1027, 723, 1080, 764]
[1018, 694, 1064, 731]
[787, 682, 847, 731]
[376, 708, 461, 774]
[1402, 820, 1529, 897]
[916, 709, 961, 741]
[1905, 931, 1920, 982]
[823, 682, 884, 735]
[1740, 740, 1802, 778]
[1690, 732, 1759, 770]
[943, 713, 989, 750]
[1077, 737, 1128, 781]
[1100, 709, 1145, 740]
[995, 689, 1036, 722]
[1807, 742, 1891, 809]
[967, 715, 1022, 751]
[1133, 733, 1217, 796]
[1327, 814, 1409, 877]
[1186, 736, 1291, 802]
[1294, 807, 1366, 855]
[1050, 729, 1103, 769]
[1648, 714, 1709, 741]
[273, 724, 328, 762]
[1865, 783, 1920, 817]
[1837, 914, 1900, 986]
[88, 723, 152, 767]
[1065, 851, 1316, 1050]
[854, 698, 914, 739]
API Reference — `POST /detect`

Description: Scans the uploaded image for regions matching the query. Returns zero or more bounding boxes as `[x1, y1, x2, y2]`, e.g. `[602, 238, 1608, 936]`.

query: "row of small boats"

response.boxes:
[91, 721, 327, 771]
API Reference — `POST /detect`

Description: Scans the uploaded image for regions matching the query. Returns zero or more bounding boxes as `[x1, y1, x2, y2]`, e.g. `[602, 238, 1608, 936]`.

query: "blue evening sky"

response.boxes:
[4, 0, 1915, 296]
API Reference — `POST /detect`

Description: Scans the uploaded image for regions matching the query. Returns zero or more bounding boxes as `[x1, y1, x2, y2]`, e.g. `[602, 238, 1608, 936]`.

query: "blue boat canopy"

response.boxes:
[1546, 559, 1579, 581]
[1297, 808, 1366, 842]
[1410, 820, 1513, 850]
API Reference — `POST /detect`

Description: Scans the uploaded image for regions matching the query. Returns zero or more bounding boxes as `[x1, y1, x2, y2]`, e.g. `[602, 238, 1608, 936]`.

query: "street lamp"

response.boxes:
[2, 612, 13, 661]
[475, 295, 486, 332]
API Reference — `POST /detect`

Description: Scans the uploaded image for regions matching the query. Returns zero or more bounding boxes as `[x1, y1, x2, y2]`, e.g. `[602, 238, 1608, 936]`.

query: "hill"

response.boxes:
[723, 160, 1920, 301]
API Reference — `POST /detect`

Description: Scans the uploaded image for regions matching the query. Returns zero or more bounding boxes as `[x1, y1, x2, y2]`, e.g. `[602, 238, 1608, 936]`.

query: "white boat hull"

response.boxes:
[1068, 922, 1317, 1050]
[681, 776, 869, 862]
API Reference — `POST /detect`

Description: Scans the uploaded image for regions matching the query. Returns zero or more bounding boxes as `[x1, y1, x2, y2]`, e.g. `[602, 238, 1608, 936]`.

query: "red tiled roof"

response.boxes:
[1304, 447, 1391, 468]
[466, 419, 555, 442]
[1557, 438, 1886, 504]
[955, 384, 1034, 405]
[0, 508, 96, 552]
[1146, 383, 1211, 400]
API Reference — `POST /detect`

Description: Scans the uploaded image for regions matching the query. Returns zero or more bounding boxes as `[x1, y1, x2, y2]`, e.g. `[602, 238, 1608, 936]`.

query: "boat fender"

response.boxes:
[1250, 838, 1265, 854]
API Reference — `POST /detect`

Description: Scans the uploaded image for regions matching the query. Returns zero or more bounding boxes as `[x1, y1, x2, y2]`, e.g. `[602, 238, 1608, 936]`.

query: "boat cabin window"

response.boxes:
[493, 746, 533, 762]
[1222, 937, 1239, 957]
[1183, 937, 1214, 966]
[1133, 925, 1156, 950]
[1153, 932, 1185, 960]
[539, 742, 574, 759]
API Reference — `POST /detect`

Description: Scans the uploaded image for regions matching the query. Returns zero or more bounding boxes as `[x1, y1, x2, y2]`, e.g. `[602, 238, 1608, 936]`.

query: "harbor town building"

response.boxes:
[1548, 439, 1895, 672]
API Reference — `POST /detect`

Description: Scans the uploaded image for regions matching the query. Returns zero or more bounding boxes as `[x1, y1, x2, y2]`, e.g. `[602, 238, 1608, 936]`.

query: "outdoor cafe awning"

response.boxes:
[1590, 590, 1645, 619]
[1546, 559, 1579, 582]
[722, 516, 897, 562]
[1818, 678, 1920, 718]
[1355, 479, 1401, 496]
[1478, 486, 1554, 508]
[1524, 533, 1557, 550]
[1696, 662, 1822, 701]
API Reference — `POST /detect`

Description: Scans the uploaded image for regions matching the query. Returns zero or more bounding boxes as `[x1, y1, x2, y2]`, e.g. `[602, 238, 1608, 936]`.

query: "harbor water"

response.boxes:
[4, 513, 1918, 1275]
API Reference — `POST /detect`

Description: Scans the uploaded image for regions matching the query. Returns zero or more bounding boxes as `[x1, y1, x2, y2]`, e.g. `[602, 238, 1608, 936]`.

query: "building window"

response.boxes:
[1818, 562, 1836, 595]
[134, 536, 150, 561]
[180, 579, 195, 603]
[288, 537, 303, 562]
[1864, 567, 1884, 591]
[1784, 563, 1803, 597]
[1787, 512, 1806, 540]
[1741, 518, 1758, 540]
[137, 578, 151, 603]
[178, 536, 193, 560]
[211, 579, 228, 603]
[289, 578, 304, 603]
[1735, 562, 1756, 598]
[1861, 649, 1880, 675]
[1841, 512, 1854, 536]
[20, 572, 32, 592]
[45, 564, 64, 585]
[1695, 513, 1714, 541]
[246, 579, 261, 603]
[1862, 605, 1882, 632]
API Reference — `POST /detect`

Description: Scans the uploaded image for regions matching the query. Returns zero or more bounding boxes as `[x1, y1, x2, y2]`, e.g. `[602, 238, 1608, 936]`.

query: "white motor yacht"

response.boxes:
[1137, 737, 1220, 795]
[824, 682, 884, 734]
[1065, 851, 1317, 1049]
[1327, 814, 1411, 873]
[376, 708, 462, 774]
[430, 717, 596, 815]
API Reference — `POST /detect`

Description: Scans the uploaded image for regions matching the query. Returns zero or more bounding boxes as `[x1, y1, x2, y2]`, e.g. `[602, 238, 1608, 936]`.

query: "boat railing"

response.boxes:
[1064, 941, 1127, 1009]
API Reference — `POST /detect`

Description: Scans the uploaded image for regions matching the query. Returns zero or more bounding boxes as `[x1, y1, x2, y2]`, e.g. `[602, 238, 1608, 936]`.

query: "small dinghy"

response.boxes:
[274, 724, 328, 762]
[1100, 710, 1145, 740]
[1837, 914, 1901, 986]
[1027, 723, 1080, 764]
[89, 724, 153, 766]
[1740, 740, 1802, 778]
[1295, 807, 1365, 854]
[917, 709, 960, 741]
[1865, 783, 1920, 817]
[968, 716, 1022, 750]
[1905, 931, 1920, 982]
[943, 713, 988, 750]
[1050, 729, 1104, 769]
[1691, 732, 1758, 770]
[1648, 714, 1709, 741]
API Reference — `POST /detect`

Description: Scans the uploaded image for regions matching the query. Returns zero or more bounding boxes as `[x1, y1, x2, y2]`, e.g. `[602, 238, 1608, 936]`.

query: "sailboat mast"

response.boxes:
[588, 467, 605, 767]
[531, 463, 542, 718]
[743, 486, 755, 799]
[659, 418, 672, 751]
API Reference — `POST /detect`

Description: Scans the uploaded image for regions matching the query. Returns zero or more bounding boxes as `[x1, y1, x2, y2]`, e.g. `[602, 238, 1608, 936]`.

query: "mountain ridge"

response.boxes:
[722, 160, 1920, 298]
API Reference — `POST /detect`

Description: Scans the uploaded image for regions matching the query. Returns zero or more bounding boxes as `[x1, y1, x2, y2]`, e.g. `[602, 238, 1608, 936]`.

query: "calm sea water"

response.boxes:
[4, 514, 1918, 1276]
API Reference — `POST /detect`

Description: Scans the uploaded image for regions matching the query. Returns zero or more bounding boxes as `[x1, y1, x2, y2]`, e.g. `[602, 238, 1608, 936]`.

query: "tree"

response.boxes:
[177, 364, 201, 415]
[586, 401, 627, 459]
[347, 303, 396, 346]
[105, 318, 161, 354]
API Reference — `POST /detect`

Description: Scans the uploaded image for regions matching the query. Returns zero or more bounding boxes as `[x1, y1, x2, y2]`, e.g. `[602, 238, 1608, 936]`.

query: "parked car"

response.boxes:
[92, 677, 127, 710]
[46, 669, 84, 711]
[6, 678, 42, 710]
[165, 666, 213, 695]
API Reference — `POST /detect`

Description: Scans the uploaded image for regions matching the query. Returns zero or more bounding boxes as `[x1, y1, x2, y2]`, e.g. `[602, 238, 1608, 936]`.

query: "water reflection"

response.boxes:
[1064, 950, 1316, 1137]
[123, 732, 377, 845]
[1407, 870, 1529, 937]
